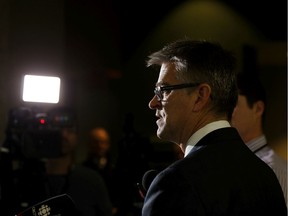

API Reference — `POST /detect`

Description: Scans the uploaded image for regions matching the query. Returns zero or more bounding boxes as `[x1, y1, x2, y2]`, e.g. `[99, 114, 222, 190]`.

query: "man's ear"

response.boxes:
[193, 83, 212, 111]
[255, 100, 265, 117]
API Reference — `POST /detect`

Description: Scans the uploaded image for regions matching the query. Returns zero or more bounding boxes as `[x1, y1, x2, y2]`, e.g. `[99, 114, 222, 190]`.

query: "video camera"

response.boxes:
[4, 106, 77, 159]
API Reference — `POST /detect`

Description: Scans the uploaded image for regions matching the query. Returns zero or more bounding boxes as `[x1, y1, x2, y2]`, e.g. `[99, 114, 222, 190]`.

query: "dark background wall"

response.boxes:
[0, 0, 286, 161]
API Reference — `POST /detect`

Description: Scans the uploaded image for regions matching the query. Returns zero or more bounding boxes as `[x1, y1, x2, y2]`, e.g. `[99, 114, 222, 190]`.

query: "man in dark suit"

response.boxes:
[142, 39, 287, 215]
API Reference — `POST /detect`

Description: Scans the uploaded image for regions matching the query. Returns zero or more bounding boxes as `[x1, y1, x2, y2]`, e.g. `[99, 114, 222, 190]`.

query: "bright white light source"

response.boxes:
[22, 75, 61, 103]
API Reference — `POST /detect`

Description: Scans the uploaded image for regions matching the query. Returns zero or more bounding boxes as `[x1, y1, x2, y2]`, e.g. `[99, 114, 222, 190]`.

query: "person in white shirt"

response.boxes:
[231, 72, 287, 206]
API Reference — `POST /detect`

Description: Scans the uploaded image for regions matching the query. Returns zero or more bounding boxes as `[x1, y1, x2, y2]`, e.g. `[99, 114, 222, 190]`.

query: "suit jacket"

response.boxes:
[142, 127, 287, 216]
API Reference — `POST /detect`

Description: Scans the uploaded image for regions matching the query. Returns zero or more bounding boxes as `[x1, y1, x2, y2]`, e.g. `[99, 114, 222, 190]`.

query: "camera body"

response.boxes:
[5, 106, 76, 159]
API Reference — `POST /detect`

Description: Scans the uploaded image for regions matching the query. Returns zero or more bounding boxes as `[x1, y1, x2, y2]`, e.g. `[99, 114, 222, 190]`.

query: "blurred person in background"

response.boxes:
[231, 72, 287, 205]
[43, 108, 113, 216]
[0, 106, 113, 216]
[82, 127, 118, 215]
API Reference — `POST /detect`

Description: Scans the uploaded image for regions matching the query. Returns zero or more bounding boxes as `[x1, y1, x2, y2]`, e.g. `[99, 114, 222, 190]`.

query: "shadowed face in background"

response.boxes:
[231, 94, 264, 143]
[87, 128, 110, 157]
[61, 127, 78, 155]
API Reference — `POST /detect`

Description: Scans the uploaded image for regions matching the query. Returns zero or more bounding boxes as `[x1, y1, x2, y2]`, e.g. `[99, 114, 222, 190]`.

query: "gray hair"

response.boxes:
[146, 38, 238, 120]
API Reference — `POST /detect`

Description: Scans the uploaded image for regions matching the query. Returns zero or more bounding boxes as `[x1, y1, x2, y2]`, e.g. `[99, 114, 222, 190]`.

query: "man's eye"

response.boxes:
[163, 89, 172, 93]
[162, 90, 172, 98]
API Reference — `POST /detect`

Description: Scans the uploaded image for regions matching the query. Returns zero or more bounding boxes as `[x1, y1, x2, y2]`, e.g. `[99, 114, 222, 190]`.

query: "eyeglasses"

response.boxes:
[154, 83, 200, 101]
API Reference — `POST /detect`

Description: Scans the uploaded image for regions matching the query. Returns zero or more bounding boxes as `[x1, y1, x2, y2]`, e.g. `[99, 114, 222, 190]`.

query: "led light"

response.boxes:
[22, 75, 61, 103]
[40, 118, 45, 124]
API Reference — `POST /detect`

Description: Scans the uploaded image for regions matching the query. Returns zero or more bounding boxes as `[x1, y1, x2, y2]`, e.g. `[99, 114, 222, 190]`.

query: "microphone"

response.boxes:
[142, 169, 158, 191]
[138, 169, 158, 199]
[15, 194, 79, 216]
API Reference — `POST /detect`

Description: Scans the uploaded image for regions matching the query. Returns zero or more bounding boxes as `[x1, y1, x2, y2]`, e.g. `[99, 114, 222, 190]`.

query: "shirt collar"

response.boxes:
[246, 135, 267, 152]
[184, 120, 231, 157]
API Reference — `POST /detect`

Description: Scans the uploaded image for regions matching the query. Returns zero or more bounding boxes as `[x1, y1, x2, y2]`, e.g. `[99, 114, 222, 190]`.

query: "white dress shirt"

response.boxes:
[184, 120, 231, 157]
[247, 135, 287, 206]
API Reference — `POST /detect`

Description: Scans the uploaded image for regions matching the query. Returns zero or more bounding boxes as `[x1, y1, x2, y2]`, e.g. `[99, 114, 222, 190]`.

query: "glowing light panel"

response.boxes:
[22, 75, 61, 103]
